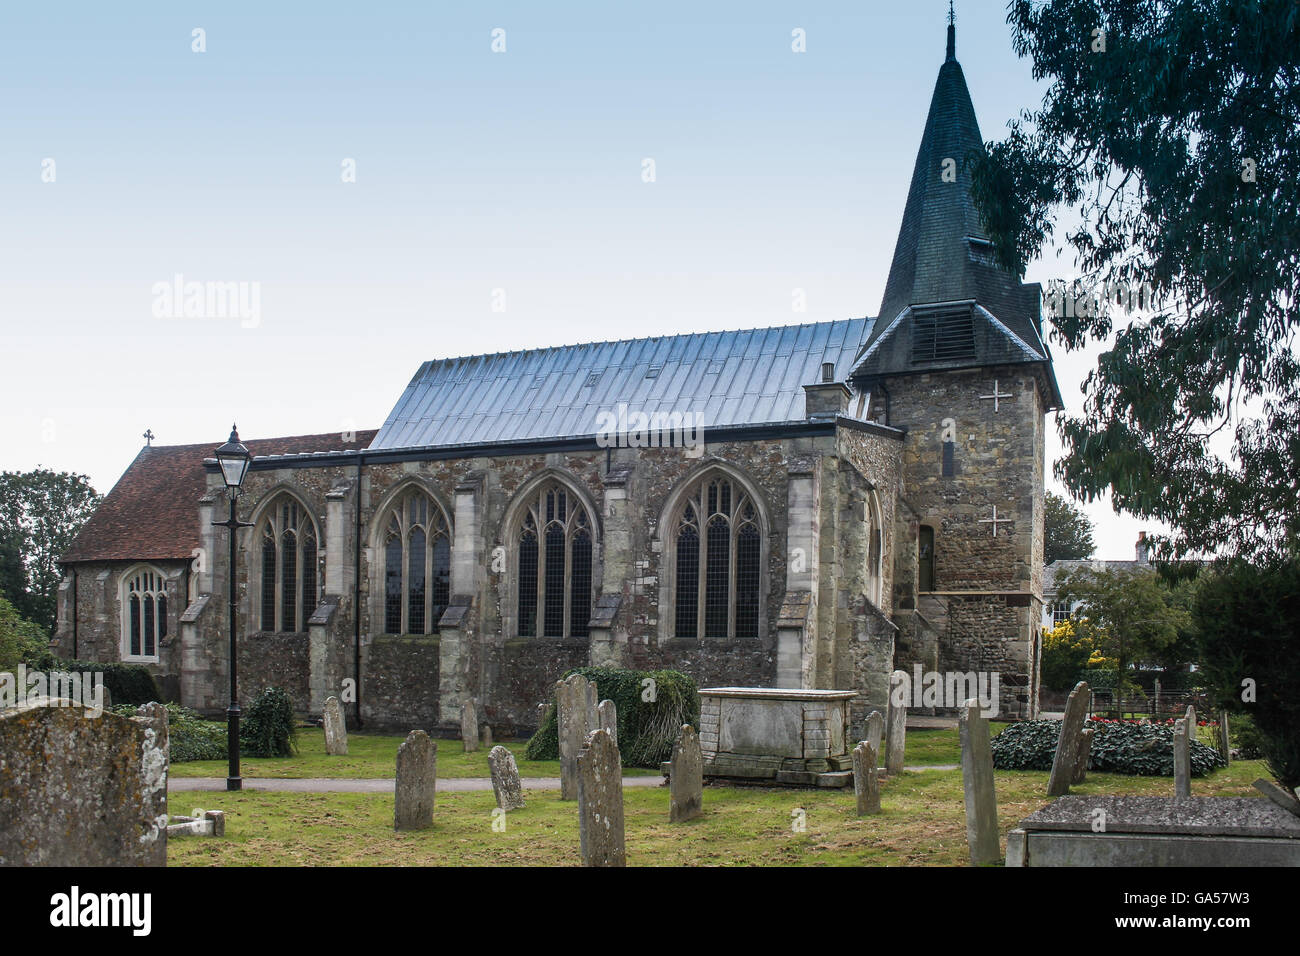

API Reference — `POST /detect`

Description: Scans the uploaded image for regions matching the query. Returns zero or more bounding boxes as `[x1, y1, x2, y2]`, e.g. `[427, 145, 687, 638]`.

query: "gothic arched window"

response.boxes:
[866, 489, 884, 607]
[381, 487, 451, 635]
[257, 496, 319, 633]
[516, 481, 593, 638]
[673, 474, 762, 639]
[121, 566, 167, 661]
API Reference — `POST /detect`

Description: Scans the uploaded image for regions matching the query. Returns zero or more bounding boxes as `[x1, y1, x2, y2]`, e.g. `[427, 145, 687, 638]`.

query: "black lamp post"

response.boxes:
[213, 425, 253, 791]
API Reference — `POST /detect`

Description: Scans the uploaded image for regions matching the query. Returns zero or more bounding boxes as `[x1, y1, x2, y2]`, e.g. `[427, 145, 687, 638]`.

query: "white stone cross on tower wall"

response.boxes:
[979, 380, 1013, 412]
[979, 505, 1013, 537]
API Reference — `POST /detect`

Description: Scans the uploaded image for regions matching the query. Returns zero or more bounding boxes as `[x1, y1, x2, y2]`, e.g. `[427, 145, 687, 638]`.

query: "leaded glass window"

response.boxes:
[515, 481, 595, 638]
[381, 487, 451, 635]
[673, 474, 762, 638]
[257, 496, 319, 633]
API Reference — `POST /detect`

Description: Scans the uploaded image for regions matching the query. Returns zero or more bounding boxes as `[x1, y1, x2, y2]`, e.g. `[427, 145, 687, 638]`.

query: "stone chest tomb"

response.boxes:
[699, 687, 856, 787]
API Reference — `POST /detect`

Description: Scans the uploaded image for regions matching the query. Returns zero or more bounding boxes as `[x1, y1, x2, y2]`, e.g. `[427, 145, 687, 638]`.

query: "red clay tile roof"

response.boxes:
[61, 431, 377, 564]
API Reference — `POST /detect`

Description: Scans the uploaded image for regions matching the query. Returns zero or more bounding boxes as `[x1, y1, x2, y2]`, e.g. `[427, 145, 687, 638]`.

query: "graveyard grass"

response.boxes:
[168, 753, 1273, 867]
[166, 727, 660, 779]
[166, 723, 999, 779]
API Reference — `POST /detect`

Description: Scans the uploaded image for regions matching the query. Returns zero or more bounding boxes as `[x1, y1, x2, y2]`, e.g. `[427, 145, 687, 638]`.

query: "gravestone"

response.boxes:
[1072, 727, 1095, 785]
[598, 698, 618, 748]
[1047, 681, 1090, 797]
[863, 710, 884, 762]
[557, 673, 599, 800]
[669, 724, 703, 823]
[959, 699, 999, 865]
[322, 695, 348, 756]
[852, 740, 881, 815]
[481, 724, 493, 749]
[577, 728, 625, 866]
[0, 699, 168, 866]
[537, 702, 548, 729]
[1173, 718, 1192, 799]
[885, 671, 907, 775]
[1185, 704, 1197, 740]
[395, 730, 437, 830]
[1217, 710, 1231, 766]
[461, 698, 479, 753]
[488, 745, 526, 811]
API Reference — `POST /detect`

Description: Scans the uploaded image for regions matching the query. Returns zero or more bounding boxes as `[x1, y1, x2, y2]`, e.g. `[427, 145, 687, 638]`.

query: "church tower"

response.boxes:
[848, 12, 1062, 718]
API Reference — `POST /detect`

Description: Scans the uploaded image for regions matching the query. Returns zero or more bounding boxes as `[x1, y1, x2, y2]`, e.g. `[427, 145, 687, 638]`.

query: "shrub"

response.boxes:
[109, 702, 228, 762]
[239, 686, 298, 757]
[525, 666, 699, 768]
[1233, 713, 1267, 760]
[0, 597, 51, 672]
[991, 719, 1224, 776]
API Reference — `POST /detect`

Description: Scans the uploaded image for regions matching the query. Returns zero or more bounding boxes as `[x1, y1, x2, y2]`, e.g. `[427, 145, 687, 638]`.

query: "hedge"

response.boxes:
[991, 719, 1224, 776]
[109, 702, 227, 762]
[31, 653, 162, 706]
[526, 666, 699, 768]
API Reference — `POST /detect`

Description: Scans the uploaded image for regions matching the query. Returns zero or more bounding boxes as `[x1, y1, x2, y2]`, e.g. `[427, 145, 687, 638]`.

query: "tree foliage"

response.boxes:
[1044, 490, 1096, 563]
[971, 0, 1300, 560]
[0, 469, 101, 630]
[0, 597, 51, 673]
[1055, 566, 1192, 684]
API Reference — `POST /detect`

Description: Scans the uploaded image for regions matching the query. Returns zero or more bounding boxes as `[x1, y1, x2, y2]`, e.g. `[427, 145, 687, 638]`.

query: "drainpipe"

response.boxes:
[71, 566, 78, 659]
[353, 453, 363, 728]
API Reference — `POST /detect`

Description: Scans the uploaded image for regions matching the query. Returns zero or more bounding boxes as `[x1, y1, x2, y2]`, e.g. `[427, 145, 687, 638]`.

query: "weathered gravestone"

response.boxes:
[1173, 718, 1192, 799]
[557, 673, 599, 801]
[488, 745, 526, 811]
[394, 730, 437, 831]
[323, 695, 348, 756]
[1047, 681, 1090, 797]
[852, 740, 881, 815]
[598, 698, 618, 748]
[959, 698, 999, 865]
[481, 724, 493, 749]
[537, 702, 548, 729]
[1217, 710, 1231, 766]
[1072, 727, 1095, 785]
[863, 710, 884, 764]
[577, 728, 625, 866]
[885, 671, 907, 775]
[669, 724, 703, 823]
[0, 699, 168, 866]
[461, 698, 479, 753]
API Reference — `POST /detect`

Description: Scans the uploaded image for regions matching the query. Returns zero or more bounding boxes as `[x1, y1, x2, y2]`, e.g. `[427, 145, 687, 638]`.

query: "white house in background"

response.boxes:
[1041, 532, 1153, 631]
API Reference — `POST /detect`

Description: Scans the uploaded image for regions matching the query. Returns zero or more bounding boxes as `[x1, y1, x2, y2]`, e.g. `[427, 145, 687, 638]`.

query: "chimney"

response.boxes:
[803, 367, 851, 420]
[1135, 531, 1149, 564]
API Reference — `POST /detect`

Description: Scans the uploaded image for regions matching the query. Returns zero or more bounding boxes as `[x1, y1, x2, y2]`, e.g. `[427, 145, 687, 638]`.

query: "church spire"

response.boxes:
[947, 1, 956, 62]
[848, 7, 1062, 411]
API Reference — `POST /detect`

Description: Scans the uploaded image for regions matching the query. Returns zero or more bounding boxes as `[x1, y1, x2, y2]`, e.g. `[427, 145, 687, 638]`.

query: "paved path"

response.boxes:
[170, 765, 957, 793]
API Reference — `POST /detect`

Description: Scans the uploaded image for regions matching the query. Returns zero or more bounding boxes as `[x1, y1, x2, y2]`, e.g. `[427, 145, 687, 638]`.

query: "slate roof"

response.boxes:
[849, 26, 1062, 408]
[62, 431, 376, 564]
[368, 319, 873, 451]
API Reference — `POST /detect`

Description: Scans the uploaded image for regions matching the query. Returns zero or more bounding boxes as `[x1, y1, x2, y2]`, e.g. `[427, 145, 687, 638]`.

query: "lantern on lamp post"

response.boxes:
[213, 425, 253, 791]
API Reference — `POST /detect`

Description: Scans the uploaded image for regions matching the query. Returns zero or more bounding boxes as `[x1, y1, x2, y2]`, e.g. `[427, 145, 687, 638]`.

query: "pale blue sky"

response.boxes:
[0, 0, 1156, 560]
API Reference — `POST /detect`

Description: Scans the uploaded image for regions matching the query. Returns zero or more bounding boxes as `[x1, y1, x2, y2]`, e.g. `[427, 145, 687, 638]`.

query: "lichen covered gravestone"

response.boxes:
[461, 698, 479, 753]
[1046, 681, 1089, 797]
[863, 710, 884, 760]
[394, 730, 437, 831]
[1173, 718, 1192, 799]
[0, 699, 168, 866]
[323, 695, 348, 756]
[959, 698, 999, 865]
[557, 673, 599, 801]
[577, 728, 625, 866]
[1072, 726, 1095, 785]
[669, 724, 703, 823]
[885, 672, 907, 775]
[488, 745, 525, 811]
[598, 698, 618, 748]
[852, 739, 881, 815]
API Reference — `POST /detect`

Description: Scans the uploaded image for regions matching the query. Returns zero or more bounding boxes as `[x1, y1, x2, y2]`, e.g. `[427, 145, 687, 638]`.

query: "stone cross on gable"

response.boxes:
[142, 429, 155, 447]
[979, 505, 1013, 537]
[979, 380, 1013, 413]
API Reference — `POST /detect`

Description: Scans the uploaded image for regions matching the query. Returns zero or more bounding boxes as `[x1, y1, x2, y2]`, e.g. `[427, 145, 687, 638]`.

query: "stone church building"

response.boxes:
[55, 22, 1060, 733]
